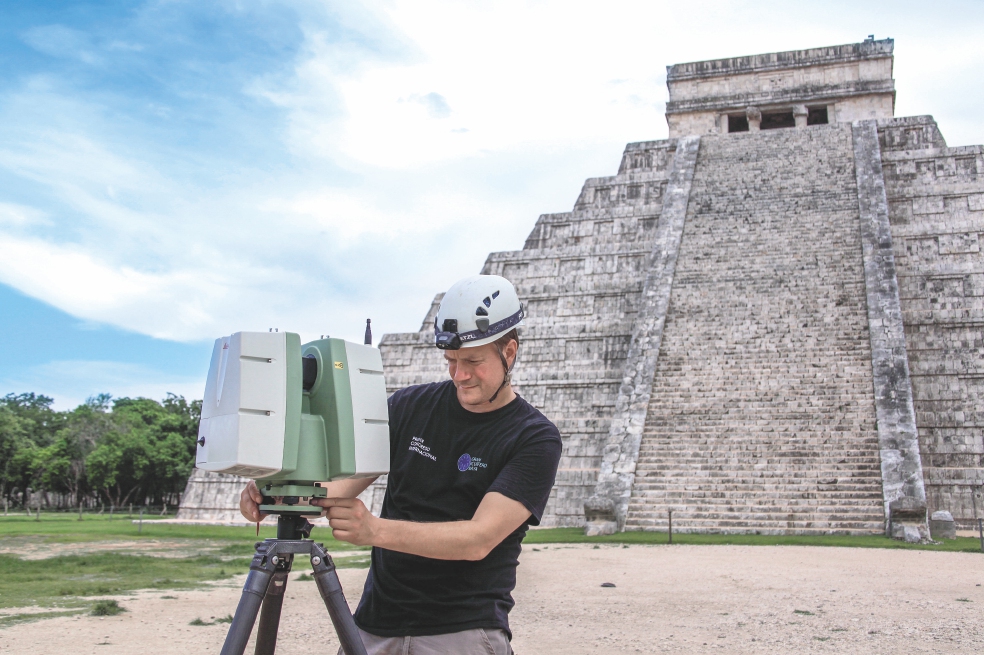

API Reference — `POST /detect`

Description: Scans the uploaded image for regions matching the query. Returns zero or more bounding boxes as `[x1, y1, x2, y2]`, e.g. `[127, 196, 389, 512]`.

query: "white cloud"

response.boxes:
[0, 202, 49, 227]
[1, 0, 983, 359]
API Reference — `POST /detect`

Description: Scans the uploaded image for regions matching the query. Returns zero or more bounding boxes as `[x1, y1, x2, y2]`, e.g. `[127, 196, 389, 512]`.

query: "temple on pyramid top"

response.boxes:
[665, 37, 896, 136]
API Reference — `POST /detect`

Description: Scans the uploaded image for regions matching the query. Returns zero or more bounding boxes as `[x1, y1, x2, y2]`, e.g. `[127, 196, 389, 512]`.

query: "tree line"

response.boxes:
[0, 392, 201, 511]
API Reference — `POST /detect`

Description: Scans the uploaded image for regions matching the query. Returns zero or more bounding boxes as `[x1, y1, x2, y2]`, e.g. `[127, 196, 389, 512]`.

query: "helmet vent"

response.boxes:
[483, 296, 492, 307]
[492, 291, 500, 299]
[475, 306, 488, 316]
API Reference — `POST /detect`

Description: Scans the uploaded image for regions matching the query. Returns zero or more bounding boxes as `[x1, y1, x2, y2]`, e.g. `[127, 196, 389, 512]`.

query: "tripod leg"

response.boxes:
[220, 544, 278, 655]
[310, 544, 367, 655]
[253, 559, 292, 655]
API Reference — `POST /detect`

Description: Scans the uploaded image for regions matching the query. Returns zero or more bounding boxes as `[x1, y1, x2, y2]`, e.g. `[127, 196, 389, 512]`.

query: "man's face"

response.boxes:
[443, 340, 516, 409]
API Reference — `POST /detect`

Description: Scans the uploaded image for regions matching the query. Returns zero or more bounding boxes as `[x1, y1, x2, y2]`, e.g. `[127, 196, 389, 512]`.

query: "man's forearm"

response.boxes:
[372, 516, 494, 561]
[318, 490, 531, 559]
[320, 476, 377, 499]
[368, 491, 532, 561]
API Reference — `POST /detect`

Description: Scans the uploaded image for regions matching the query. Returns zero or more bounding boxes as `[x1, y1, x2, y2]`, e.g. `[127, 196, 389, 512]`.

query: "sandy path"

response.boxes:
[1, 544, 982, 654]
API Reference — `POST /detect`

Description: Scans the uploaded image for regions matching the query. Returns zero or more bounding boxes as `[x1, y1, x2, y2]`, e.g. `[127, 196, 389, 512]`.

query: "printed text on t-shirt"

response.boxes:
[409, 436, 437, 462]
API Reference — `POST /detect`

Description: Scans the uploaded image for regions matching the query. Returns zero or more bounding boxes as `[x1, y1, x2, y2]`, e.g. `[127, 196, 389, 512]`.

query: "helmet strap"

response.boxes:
[488, 341, 514, 404]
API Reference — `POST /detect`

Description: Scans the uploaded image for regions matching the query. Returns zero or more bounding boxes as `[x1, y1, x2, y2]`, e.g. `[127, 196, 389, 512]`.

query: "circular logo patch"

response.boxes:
[457, 453, 471, 472]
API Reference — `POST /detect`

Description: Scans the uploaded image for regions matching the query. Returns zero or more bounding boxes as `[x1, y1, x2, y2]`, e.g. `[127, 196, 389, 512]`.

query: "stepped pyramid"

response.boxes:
[178, 38, 983, 535]
[378, 38, 984, 536]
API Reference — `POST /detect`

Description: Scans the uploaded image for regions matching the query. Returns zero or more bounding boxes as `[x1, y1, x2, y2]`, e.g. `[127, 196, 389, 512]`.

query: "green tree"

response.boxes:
[0, 394, 67, 506]
[109, 395, 199, 505]
[0, 392, 201, 509]
[0, 393, 65, 446]
[86, 425, 150, 508]
[5, 441, 43, 507]
[0, 407, 30, 503]
[41, 395, 116, 506]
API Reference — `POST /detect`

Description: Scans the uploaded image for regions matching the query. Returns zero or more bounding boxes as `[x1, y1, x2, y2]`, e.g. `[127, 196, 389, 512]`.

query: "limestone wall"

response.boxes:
[666, 39, 895, 138]
[665, 112, 719, 139]
[833, 95, 897, 124]
[175, 469, 252, 523]
[879, 116, 984, 527]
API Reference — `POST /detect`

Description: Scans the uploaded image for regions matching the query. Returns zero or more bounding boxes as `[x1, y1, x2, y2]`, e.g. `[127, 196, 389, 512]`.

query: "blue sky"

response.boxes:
[2, 0, 983, 408]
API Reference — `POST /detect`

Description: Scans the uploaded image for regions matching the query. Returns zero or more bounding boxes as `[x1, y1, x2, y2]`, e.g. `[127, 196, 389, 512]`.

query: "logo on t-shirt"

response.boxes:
[457, 453, 487, 472]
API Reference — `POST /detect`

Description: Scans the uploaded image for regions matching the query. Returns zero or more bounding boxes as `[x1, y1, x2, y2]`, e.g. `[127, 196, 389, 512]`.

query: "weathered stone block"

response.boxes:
[929, 510, 957, 540]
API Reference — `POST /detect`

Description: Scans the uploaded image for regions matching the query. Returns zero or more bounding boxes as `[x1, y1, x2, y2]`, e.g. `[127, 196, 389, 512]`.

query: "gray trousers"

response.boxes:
[338, 627, 513, 655]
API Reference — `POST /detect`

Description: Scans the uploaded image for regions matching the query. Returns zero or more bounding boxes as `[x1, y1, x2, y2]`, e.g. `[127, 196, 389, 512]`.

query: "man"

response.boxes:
[240, 274, 562, 654]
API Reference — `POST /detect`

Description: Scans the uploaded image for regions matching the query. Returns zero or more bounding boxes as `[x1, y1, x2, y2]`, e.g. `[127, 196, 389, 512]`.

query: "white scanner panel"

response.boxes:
[197, 331, 287, 476]
[345, 341, 391, 478]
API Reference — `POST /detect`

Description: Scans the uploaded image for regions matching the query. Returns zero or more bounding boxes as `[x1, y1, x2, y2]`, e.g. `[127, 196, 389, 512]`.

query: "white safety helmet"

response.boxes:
[435, 275, 525, 350]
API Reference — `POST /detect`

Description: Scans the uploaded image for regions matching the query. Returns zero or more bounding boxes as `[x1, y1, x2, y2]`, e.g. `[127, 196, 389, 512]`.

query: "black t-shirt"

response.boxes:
[353, 380, 562, 639]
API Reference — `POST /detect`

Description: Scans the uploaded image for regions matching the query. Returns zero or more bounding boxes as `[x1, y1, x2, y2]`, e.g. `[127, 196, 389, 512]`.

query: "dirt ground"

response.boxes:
[1, 544, 982, 654]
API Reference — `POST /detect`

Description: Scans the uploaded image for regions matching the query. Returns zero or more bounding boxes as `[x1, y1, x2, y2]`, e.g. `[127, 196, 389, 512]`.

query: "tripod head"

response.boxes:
[275, 513, 314, 540]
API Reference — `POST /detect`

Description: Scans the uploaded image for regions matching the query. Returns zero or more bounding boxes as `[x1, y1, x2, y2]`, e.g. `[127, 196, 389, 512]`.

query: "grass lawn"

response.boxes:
[524, 527, 984, 553]
[0, 512, 370, 621]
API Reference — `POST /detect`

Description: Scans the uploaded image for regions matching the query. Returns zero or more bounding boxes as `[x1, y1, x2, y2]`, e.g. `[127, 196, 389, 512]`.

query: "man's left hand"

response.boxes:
[311, 497, 377, 546]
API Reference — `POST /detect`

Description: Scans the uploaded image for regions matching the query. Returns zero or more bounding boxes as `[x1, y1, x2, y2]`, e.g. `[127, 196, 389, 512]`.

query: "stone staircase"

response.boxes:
[625, 124, 886, 534]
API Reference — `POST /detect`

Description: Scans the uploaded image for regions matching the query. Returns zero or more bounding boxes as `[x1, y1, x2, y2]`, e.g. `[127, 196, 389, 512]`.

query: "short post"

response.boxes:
[139, 508, 144, 534]
[668, 508, 673, 544]
[973, 487, 984, 552]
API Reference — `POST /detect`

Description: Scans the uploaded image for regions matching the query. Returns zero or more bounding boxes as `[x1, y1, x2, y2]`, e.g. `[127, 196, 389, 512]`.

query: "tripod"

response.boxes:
[220, 514, 367, 655]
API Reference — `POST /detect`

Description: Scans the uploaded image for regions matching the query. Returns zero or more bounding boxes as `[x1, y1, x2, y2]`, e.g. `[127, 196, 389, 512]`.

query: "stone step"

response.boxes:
[632, 470, 882, 480]
[626, 512, 883, 524]
[634, 463, 880, 473]
[634, 454, 880, 464]
[622, 518, 884, 534]
[630, 499, 881, 509]
[643, 415, 874, 421]
[632, 471, 882, 480]
[631, 476, 881, 486]
[638, 450, 878, 458]
[629, 492, 882, 504]
[638, 440, 877, 446]
[633, 482, 882, 492]
[625, 506, 883, 519]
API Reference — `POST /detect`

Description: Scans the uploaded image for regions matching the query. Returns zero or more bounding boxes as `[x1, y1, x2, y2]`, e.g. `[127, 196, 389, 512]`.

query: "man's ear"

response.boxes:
[503, 338, 519, 368]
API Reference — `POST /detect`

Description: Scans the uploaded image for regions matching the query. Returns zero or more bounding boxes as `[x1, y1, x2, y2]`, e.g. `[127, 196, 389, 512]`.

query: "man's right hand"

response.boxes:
[239, 480, 267, 523]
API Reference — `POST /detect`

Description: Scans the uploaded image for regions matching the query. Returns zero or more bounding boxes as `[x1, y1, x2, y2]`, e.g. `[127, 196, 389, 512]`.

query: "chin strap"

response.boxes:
[488, 342, 515, 404]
